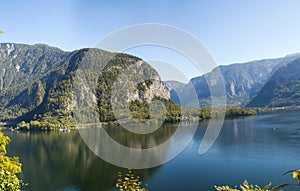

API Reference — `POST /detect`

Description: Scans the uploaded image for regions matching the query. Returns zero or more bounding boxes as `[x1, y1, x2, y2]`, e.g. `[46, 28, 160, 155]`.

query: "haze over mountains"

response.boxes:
[247, 58, 300, 107]
[165, 53, 300, 108]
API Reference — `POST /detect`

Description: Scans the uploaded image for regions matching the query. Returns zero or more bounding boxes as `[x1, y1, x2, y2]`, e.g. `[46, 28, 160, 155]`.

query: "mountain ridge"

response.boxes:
[247, 58, 300, 107]
[165, 53, 300, 107]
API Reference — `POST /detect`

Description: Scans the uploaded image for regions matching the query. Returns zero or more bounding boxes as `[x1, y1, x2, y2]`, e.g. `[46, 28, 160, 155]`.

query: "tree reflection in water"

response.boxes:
[4, 123, 178, 191]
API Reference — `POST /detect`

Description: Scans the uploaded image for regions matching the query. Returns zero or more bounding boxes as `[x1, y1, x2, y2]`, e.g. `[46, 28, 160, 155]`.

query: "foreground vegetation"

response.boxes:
[116, 169, 300, 191]
[116, 169, 149, 191]
[215, 170, 300, 191]
[0, 131, 24, 191]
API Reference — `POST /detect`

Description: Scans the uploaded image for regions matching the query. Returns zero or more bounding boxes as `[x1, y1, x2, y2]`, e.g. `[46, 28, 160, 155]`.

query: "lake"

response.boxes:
[4, 109, 300, 191]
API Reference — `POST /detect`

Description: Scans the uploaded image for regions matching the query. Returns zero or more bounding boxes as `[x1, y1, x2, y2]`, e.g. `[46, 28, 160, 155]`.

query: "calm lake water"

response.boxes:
[4, 109, 300, 191]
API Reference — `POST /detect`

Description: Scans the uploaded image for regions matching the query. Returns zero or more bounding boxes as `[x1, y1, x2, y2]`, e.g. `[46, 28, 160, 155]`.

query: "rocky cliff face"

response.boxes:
[128, 80, 170, 103]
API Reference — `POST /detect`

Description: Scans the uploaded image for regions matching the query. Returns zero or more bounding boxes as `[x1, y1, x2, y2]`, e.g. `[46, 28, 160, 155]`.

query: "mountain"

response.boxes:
[165, 54, 300, 107]
[247, 58, 300, 107]
[0, 43, 69, 120]
[0, 43, 176, 129]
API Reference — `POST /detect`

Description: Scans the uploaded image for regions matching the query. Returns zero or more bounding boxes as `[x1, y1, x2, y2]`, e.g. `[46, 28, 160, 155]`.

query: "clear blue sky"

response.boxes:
[1, 0, 300, 80]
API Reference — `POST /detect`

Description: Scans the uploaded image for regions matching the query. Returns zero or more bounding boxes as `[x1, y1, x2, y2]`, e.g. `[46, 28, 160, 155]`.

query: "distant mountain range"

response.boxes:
[247, 58, 300, 107]
[165, 53, 300, 107]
